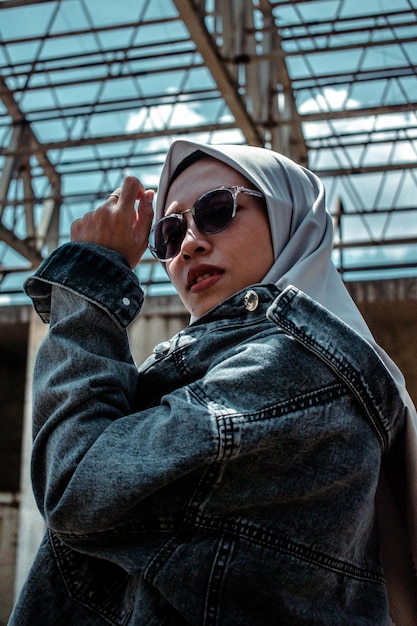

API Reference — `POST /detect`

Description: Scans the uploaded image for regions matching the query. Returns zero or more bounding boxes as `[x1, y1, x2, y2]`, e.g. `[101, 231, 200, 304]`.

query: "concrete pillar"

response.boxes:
[0, 494, 18, 625]
[14, 310, 46, 599]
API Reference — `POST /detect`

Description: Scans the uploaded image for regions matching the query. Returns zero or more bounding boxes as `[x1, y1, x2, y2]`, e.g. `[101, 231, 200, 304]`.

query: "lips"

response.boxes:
[187, 264, 224, 290]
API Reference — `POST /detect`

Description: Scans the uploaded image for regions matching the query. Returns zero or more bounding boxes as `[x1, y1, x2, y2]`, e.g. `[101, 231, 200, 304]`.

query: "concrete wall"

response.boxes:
[128, 295, 190, 364]
[12, 312, 47, 606]
[347, 278, 417, 405]
[1, 278, 416, 621]
[0, 494, 19, 626]
[0, 305, 31, 625]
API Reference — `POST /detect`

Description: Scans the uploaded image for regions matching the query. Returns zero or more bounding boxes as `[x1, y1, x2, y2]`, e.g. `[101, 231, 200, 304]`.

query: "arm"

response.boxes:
[27, 245, 218, 538]
[25, 179, 216, 536]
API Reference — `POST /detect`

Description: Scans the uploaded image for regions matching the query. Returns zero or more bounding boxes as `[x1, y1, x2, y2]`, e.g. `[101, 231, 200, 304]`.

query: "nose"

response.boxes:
[179, 214, 211, 259]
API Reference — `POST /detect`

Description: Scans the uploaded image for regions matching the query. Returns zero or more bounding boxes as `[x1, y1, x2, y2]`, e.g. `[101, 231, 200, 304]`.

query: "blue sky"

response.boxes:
[0, 0, 416, 301]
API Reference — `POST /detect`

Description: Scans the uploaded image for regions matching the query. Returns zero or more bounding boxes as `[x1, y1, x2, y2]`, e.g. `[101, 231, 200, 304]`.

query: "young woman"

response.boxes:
[10, 141, 417, 625]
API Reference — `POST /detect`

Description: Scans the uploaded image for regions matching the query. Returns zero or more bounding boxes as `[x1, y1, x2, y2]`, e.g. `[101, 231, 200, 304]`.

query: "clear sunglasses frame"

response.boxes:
[148, 185, 264, 262]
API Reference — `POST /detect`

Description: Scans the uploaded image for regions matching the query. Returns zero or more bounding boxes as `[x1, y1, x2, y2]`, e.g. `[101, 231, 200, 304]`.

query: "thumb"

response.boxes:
[137, 189, 154, 232]
[131, 189, 154, 263]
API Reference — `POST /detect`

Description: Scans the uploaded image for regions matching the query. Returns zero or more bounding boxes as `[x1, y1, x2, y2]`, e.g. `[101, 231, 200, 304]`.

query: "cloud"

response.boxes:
[126, 103, 205, 133]
[299, 87, 360, 115]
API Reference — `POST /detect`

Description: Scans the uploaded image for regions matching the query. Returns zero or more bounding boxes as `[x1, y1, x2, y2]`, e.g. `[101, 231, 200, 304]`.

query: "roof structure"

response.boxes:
[1, 0, 416, 300]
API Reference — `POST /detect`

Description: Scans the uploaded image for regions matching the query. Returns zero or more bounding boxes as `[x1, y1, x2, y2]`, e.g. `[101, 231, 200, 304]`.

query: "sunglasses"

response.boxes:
[148, 186, 264, 262]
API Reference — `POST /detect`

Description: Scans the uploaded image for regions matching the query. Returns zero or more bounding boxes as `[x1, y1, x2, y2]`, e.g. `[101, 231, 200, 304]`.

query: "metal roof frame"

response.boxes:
[1, 0, 416, 297]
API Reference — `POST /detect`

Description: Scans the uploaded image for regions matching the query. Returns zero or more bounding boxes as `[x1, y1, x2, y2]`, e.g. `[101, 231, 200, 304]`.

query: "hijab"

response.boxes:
[156, 141, 417, 617]
[156, 140, 408, 379]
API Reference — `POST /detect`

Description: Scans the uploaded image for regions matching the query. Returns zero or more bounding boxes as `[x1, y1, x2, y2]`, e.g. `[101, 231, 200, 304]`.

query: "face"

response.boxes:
[164, 158, 274, 318]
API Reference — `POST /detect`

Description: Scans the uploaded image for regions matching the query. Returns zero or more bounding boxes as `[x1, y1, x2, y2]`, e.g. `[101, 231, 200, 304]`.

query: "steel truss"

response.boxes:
[0, 0, 416, 295]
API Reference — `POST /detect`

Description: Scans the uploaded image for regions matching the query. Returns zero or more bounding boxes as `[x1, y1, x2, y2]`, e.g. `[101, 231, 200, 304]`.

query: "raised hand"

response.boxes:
[70, 176, 154, 269]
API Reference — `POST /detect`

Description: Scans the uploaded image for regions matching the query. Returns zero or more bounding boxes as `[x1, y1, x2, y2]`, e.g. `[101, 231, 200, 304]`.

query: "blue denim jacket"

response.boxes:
[10, 243, 405, 625]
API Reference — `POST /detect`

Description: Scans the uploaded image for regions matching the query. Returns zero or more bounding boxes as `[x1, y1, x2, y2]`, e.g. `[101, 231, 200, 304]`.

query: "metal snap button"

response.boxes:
[153, 341, 171, 357]
[244, 290, 259, 311]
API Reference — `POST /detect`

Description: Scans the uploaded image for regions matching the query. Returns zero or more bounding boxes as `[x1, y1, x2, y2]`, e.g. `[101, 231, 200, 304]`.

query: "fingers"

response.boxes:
[70, 176, 154, 270]
[106, 177, 144, 210]
[133, 189, 154, 246]
[106, 191, 121, 202]
[137, 189, 154, 224]
[70, 215, 86, 241]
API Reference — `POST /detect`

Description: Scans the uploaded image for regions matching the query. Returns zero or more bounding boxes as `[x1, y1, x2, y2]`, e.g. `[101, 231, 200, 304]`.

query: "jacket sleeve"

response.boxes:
[25, 243, 219, 537]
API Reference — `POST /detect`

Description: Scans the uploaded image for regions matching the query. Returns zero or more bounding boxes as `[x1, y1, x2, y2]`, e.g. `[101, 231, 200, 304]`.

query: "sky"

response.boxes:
[0, 0, 416, 302]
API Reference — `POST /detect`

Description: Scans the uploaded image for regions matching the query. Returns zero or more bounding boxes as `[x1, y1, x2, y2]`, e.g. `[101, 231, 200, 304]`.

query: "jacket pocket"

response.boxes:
[50, 530, 136, 626]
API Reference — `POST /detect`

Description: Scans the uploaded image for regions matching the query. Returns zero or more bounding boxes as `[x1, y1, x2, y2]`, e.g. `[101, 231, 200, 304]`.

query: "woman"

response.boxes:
[10, 140, 417, 624]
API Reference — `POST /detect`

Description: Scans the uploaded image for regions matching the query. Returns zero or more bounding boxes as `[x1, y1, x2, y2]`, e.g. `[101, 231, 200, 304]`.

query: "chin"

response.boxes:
[191, 301, 219, 319]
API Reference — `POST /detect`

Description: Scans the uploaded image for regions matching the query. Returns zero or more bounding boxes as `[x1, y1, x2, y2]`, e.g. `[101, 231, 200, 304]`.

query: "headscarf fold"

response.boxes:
[156, 141, 403, 361]
[156, 141, 417, 620]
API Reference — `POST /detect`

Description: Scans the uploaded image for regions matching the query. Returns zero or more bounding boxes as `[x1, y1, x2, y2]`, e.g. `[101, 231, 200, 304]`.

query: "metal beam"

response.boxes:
[172, 0, 264, 147]
[1, 121, 239, 156]
[314, 161, 417, 177]
[300, 102, 417, 122]
[257, 0, 307, 163]
[0, 75, 61, 265]
[0, 0, 415, 291]
[0, 223, 43, 266]
[173, 0, 307, 163]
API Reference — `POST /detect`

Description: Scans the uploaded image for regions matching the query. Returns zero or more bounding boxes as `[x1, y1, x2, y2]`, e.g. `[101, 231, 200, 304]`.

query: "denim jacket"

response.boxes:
[10, 243, 406, 625]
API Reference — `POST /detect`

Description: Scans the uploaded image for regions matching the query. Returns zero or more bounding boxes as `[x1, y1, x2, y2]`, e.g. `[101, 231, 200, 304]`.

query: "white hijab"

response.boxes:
[156, 140, 408, 385]
[156, 141, 417, 619]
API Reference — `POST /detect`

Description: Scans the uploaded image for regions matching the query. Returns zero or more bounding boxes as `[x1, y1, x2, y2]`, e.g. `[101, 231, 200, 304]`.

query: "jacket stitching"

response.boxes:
[274, 314, 389, 453]
[189, 380, 348, 425]
[204, 535, 235, 626]
[187, 516, 385, 585]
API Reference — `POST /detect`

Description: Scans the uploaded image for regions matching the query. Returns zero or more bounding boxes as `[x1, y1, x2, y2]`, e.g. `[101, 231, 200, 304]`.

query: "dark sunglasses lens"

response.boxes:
[195, 189, 234, 234]
[152, 216, 184, 260]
